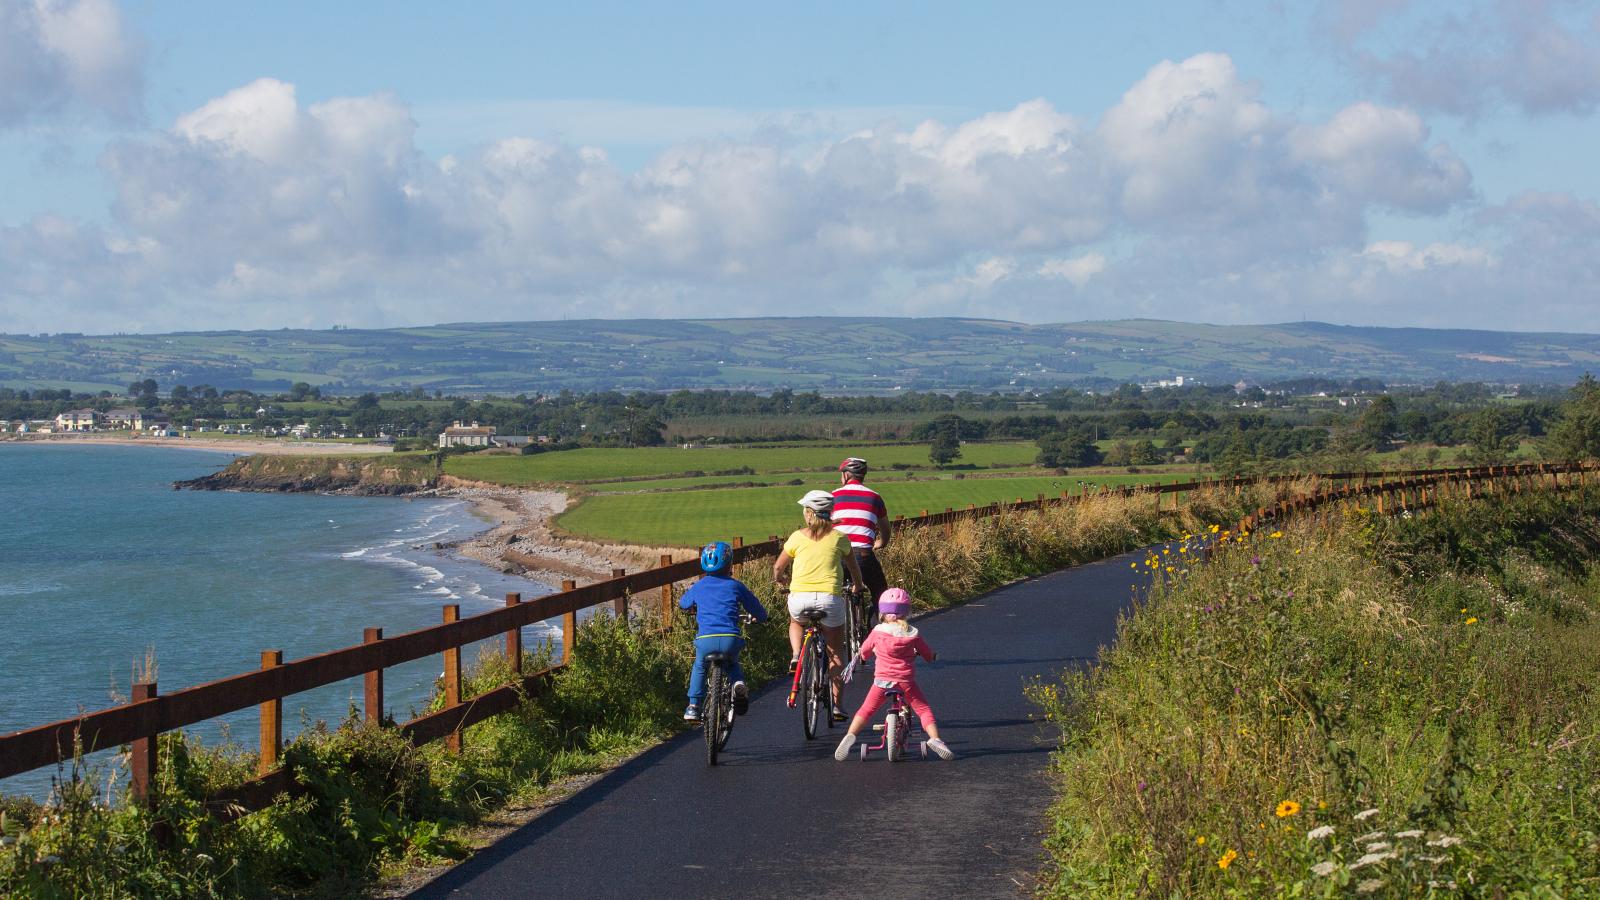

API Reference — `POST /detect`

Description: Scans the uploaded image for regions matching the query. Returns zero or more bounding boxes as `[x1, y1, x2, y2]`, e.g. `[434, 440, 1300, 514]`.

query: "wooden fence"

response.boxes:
[0, 462, 1587, 817]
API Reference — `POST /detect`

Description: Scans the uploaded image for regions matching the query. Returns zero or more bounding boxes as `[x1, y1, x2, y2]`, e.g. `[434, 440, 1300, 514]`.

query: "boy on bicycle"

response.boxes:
[680, 541, 769, 722]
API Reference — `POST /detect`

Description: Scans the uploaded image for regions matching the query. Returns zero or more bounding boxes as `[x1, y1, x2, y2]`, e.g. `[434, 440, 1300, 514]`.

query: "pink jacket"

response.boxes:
[859, 623, 935, 683]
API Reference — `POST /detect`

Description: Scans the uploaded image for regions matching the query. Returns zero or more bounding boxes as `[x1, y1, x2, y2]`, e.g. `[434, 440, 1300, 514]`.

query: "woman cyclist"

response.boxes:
[773, 489, 865, 721]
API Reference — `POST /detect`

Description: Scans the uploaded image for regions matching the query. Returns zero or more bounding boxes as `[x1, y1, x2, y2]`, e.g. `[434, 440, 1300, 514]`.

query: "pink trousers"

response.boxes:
[855, 680, 936, 732]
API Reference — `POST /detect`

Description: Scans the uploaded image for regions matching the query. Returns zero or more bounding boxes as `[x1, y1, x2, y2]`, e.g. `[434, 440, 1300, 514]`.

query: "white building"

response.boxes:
[54, 409, 101, 431]
[438, 421, 495, 448]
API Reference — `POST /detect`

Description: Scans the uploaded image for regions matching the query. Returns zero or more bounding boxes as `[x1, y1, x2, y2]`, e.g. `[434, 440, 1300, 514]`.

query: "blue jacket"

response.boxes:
[679, 574, 768, 637]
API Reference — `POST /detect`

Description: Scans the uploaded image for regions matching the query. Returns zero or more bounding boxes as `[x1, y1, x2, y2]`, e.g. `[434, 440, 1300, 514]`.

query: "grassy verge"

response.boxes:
[1030, 490, 1600, 896]
[0, 483, 1287, 898]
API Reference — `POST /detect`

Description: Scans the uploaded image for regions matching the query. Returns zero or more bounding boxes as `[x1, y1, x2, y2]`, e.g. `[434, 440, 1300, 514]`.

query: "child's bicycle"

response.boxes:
[787, 609, 835, 740]
[701, 650, 737, 765]
[855, 685, 928, 762]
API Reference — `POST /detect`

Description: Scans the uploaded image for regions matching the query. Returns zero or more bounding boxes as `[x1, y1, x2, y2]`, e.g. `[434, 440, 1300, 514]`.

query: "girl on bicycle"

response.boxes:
[834, 588, 954, 760]
[773, 490, 865, 721]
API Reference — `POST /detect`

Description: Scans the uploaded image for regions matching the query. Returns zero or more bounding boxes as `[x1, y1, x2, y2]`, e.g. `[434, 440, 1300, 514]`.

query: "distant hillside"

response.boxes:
[4, 318, 1598, 394]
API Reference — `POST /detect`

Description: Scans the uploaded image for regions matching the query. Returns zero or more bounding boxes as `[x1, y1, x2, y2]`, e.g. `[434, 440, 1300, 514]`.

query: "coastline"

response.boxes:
[0, 434, 394, 456]
[432, 483, 688, 588]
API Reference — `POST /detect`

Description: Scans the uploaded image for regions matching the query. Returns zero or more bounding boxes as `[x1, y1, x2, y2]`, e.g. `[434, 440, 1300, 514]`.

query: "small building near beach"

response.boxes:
[55, 409, 101, 432]
[439, 421, 495, 448]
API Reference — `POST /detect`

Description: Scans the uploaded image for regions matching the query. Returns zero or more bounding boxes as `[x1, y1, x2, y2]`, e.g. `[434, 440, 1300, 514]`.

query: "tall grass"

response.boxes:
[0, 482, 1280, 897]
[1031, 489, 1600, 896]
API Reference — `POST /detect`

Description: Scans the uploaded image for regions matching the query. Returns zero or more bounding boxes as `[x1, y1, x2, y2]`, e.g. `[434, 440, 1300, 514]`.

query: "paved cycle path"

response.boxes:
[414, 550, 1149, 899]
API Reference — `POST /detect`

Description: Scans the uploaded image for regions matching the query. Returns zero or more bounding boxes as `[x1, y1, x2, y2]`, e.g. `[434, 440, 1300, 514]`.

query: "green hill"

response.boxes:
[4, 317, 1598, 393]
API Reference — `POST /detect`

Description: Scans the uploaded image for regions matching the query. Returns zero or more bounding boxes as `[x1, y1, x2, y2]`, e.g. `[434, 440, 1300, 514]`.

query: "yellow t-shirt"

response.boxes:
[783, 528, 852, 594]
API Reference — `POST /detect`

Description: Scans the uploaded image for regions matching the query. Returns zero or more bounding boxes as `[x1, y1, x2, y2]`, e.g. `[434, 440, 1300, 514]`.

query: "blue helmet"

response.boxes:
[699, 541, 732, 573]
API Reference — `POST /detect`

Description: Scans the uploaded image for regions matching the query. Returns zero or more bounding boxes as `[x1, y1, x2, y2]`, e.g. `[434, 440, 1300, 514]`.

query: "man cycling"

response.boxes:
[831, 457, 891, 613]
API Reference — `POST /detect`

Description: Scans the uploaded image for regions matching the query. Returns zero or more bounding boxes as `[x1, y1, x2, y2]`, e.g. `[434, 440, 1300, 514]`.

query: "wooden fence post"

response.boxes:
[610, 569, 627, 619]
[258, 651, 282, 776]
[505, 594, 523, 675]
[130, 681, 158, 804]
[442, 604, 462, 754]
[659, 554, 674, 625]
[364, 628, 384, 726]
[944, 508, 954, 537]
[562, 580, 578, 664]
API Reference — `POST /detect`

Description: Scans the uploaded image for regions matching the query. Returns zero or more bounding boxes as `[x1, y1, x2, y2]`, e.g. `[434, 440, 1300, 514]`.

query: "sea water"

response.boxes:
[0, 443, 556, 800]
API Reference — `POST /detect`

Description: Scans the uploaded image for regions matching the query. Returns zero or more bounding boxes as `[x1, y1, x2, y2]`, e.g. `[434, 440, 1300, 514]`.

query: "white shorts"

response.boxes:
[787, 592, 845, 628]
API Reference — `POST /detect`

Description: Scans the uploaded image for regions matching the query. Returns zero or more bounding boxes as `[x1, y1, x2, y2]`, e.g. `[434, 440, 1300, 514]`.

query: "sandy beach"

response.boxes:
[432, 481, 688, 588]
[0, 434, 395, 456]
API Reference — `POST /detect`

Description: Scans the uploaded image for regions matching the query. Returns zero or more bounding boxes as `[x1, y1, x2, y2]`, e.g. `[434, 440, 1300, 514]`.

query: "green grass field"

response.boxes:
[444, 441, 1040, 485]
[554, 471, 1186, 546]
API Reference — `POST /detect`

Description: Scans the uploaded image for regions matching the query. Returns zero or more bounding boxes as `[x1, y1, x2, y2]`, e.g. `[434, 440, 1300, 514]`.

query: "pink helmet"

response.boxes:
[878, 588, 911, 617]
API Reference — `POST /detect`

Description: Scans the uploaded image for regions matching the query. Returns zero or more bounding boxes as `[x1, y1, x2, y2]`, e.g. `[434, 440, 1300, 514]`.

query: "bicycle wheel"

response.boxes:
[715, 672, 735, 752]
[886, 711, 903, 762]
[705, 664, 725, 766]
[798, 634, 820, 740]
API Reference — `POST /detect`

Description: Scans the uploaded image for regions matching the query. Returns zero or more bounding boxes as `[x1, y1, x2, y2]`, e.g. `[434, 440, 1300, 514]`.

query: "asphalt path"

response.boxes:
[414, 549, 1149, 899]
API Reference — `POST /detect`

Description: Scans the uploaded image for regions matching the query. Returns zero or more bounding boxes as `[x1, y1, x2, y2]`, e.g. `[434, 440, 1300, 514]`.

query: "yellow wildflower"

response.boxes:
[1210, 524, 1220, 533]
[1217, 848, 1238, 869]
[1465, 617, 1478, 625]
[1270, 531, 1283, 538]
[1196, 835, 1207, 846]
[1276, 800, 1301, 818]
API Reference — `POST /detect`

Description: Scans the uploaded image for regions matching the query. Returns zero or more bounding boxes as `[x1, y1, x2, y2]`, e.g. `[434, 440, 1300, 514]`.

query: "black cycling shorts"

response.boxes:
[852, 549, 889, 613]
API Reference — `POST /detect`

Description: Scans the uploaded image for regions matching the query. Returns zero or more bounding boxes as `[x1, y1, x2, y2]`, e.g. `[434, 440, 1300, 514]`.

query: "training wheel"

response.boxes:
[859, 744, 869, 761]
[919, 741, 928, 758]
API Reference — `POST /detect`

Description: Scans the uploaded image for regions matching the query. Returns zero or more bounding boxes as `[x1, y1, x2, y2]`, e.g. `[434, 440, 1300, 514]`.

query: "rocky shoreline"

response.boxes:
[176, 459, 686, 590]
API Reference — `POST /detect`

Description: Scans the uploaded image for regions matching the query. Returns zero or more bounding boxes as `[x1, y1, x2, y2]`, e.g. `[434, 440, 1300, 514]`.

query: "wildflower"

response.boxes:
[1418, 855, 1448, 864]
[1276, 800, 1302, 818]
[1356, 831, 1385, 842]
[196, 853, 214, 864]
[1317, 800, 1327, 810]
[1210, 524, 1220, 533]
[1310, 861, 1338, 877]
[1357, 879, 1386, 894]
[1394, 830, 1423, 839]
[1217, 848, 1238, 869]
[1426, 836, 1462, 848]
[1351, 851, 1395, 869]
[1353, 808, 1380, 821]
[1465, 617, 1478, 625]
[1270, 531, 1283, 538]
[1195, 835, 1206, 846]
[1365, 841, 1391, 852]
[1250, 555, 1261, 565]
[1307, 825, 1335, 841]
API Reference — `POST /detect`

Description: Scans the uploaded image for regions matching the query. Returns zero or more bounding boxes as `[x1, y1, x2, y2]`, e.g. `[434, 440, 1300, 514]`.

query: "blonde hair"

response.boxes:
[880, 612, 912, 635]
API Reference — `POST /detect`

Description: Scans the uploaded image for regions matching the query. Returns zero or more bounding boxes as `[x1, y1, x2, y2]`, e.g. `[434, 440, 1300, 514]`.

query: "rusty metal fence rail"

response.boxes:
[0, 461, 1586, 816]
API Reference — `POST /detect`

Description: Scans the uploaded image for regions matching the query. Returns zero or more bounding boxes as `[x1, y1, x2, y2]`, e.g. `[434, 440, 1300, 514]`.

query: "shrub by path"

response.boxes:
[412, 551, 1154, 899]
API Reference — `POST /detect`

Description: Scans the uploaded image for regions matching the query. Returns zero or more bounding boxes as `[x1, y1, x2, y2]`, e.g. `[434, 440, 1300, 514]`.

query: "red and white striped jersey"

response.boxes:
[832, 480, 887, 548]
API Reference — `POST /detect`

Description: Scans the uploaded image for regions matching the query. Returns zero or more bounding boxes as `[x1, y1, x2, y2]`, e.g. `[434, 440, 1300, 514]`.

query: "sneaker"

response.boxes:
[830, 708, 848, 724]
[926, 738, 954, 760]
[683, 704, 700, 722]
[732, 681, 749, 715]
[788, 657, 799, 673]
[834, 733, 857, 761]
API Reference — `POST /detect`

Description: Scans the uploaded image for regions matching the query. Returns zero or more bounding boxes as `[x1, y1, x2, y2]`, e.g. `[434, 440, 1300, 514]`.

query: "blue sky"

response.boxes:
[2, 0, 1599, 334]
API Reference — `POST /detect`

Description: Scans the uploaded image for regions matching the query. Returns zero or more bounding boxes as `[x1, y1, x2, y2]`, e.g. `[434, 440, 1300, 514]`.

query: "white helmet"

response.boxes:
[797, 490, 835, 519]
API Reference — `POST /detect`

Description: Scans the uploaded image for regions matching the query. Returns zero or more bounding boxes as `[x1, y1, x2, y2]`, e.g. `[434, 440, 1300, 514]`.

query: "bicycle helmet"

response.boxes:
[797, 489, 835, 519]
[699, 540, 731, 574]
[878, 588, 911, 617]
[838, 457, 869, 479]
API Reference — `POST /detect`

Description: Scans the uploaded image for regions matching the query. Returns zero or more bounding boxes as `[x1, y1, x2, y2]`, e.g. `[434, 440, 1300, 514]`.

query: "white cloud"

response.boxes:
[6, 51, 1586, 335]
[0, 0, 144, 127]
[1038, 253, 1107, 288]
[1330, 0, 1600, 116]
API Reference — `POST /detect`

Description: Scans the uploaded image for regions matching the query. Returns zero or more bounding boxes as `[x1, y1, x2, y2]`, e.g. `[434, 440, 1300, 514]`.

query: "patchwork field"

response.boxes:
[443, 441, 1041, 484]
[554, 472, 1186, 546]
